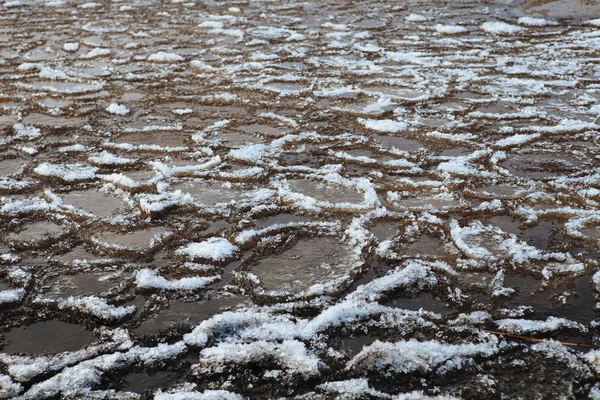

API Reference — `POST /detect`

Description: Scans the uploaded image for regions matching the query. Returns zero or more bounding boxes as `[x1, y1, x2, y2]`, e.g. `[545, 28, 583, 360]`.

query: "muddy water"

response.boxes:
[8, 221, 64, 242]
[517, 0, 600, 17]
[135, 295, 242, 334]
[287, 179, 365, 204]
[60, 190, 128, 217]
[93, 227, 170, 249]
[3, 321, 95, 354]
[250, 237, 353, 294]
[169, 181, 244, 205]
[47, 273, 118, 298]
[1, 0, 600, 398]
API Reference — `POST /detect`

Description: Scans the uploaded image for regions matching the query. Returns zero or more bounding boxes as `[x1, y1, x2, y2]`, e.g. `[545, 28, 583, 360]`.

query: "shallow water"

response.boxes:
[250, 237, 353, 294]
[1, 0, 600, 398]
[2, 320, 95, 354]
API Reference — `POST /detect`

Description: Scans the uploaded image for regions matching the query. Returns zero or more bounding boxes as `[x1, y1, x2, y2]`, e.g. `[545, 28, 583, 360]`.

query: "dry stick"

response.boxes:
[483, 329, 600, 350]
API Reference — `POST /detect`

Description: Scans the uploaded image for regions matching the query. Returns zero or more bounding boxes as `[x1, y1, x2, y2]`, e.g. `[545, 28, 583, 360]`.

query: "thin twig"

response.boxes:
[483, 329, 600, 349]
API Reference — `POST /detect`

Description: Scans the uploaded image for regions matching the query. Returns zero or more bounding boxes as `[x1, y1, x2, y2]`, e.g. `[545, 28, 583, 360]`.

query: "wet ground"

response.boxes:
[1, 0, 600, 398]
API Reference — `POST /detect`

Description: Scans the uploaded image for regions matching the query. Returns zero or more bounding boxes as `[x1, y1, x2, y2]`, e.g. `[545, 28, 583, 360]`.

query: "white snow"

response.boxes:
[358, 118, 407, 133]
[434, 24, 468, 34]
[195, 340, 321, 378]
[60, 296, 136, 321]
[495, 316, 585, 334]
[518, 17, 555, 26]
[105, 103, 130, 115]
[347, 337, 498, 374]
[176, 238, 239, 261]
[481, 21, 525, 34]
[88, 151, 136, 166]
[80, 48, 111, 59]
[148, 52, 185, 62]
[406, 14, 427, 22]
[135, 269, 220, 291]
[63, 42, 79, 52]
[12, 123, 41, 140]
[587, 18, 600, 26]
[33, 163, 99, 181]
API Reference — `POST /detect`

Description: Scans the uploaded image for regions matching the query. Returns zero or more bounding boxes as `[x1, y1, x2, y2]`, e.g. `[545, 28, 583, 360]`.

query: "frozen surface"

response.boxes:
[1, 0, 600, 398]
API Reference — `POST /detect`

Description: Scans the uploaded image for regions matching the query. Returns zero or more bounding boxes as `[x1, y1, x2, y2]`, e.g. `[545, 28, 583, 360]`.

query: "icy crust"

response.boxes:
[193, 340, 321, 379]
[175, 238, 239, 262]
[33, 163, 99, 182]
[347, 336, 499, 375]
[135, 269, 220, 291]
[450, 220, 577, 267]
[275, 175, 379, 212]
[0, 258, 597, 398]
[3, 0, 600, 398]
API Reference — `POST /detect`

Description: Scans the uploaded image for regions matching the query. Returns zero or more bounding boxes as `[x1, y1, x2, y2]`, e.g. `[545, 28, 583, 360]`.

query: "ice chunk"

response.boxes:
[176, 238, 239, 262]
[148, 52, 184, 62]
[481, 21, 525, 34]
[12, 123, 41, 140]
[495, 316, 586, 334]
[33, 163, 98, 182]
[135, 269, 220, 291]
[194, 340, 321, 379]
[105, 103, 130, 116]
[347, 337, 498, 374]
[80, 48, 111, 59]
[518, 17, 555, 26]
[358, 118, 407, 133]
[63, 42, 79, 52]
[434, 24, 468, 34]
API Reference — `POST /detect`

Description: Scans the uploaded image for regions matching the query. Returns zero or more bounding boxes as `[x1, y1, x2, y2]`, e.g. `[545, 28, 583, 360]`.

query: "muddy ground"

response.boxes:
[1, 0, 600, 398]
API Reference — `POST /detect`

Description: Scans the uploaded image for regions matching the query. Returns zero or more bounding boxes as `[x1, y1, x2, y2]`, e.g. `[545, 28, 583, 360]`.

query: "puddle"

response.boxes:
[264, 82, 309, 93]
[517, 0, 600, 17]
[170, 181, 244, 205]
[47, 273, 117, 297]
[389, 193, 459, 210]
[121, 92, 145, 101]
[373, 134, 425, 151]
[387, 292, 453, 315]
[489, 216, 559, 250]
[437, 147, 474, 157]
[93, 227, 170, 249]
[340, 335, 379, 357]
[473, 184, 529, 199]
[0, 158, 26, 176]
[459, 229, 512, 260]
[51, 246, 104, 263]
[503, 153, 582, 179]
[20, 81, 103, 94]
[22, 114, 84, 127]
[362, 86, 425, 99]
[403, 236, 447, 258]
[250, 237, 353, 294]
[3, 320, 95, 354]
[39, 98, 72, 109]
[580, 226, 600, 240]
[234, 124, 284, 137]
[8, 221, 64, 242]
[370, 221, 399, 241]
[114, 132, 188, 149]
[0, 115, 17, 128]
[287, 179, 365, 204]
[135, 295, 241, 334]
[60, 190, 127, 217]
[120, 371, 183, 394]
[503, 275, 598, 324]
[255, 213, 311, 228]
[217, 132, 263, 147]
